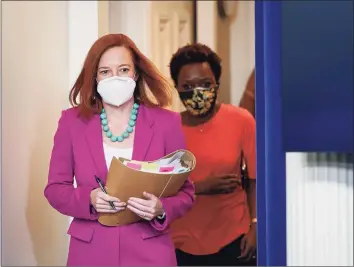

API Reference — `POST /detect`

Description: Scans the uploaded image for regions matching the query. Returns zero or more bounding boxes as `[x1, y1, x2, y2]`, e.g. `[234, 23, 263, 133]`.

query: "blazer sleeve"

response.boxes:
[150, 112, 196, 231]
[44, 110, 98, 220]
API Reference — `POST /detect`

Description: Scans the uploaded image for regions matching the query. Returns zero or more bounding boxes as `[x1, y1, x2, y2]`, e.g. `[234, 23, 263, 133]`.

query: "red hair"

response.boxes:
[69, 34, 172, 118]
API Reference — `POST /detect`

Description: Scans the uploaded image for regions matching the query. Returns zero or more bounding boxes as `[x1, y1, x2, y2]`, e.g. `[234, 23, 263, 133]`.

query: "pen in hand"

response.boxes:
[94, 175, 116, 210]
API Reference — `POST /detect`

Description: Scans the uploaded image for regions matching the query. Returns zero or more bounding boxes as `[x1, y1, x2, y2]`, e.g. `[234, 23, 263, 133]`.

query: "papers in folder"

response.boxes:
[98, 149, 196, 227]
[123, 151, 190, 174]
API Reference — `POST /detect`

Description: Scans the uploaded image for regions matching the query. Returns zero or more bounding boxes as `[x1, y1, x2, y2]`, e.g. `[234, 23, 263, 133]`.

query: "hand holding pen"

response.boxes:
[89, 175, 127, 213]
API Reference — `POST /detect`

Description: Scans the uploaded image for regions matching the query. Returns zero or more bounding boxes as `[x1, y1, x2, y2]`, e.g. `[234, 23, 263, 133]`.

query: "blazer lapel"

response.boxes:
[85, 114, 108, 181]
[132, 105, 154, 161]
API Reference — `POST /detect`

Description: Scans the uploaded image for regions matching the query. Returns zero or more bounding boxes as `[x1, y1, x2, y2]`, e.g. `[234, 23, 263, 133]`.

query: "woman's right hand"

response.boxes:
[194, 174, 242, 195]
[90, 188, 126, 213]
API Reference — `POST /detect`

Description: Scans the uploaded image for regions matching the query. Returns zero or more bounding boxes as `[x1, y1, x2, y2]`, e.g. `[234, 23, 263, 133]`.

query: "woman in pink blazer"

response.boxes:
[44, 34, 195, 266]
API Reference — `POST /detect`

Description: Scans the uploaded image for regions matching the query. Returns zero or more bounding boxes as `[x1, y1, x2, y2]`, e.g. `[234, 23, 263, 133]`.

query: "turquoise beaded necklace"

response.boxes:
[100, 103, 139, 142]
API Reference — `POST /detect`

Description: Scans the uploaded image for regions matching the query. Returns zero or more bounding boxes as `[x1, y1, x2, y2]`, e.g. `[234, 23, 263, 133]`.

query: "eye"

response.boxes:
[119, 67, 130, 73]
[182, 84, 193, 91]
[203, 82, 212, 88]
[99, 70, 109, 75]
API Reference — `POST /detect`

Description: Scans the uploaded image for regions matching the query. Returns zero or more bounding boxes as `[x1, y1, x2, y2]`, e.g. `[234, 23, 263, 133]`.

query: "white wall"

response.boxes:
[2, 1, 100, 265]
[0, 2, 2, 266]
[68, 1, 99, 97]
[286, 153, 353, 266]
[108, 1, 152, 57]
[197, 1, 217, 51]
[2, 2, 69, 265]
[229, 1, 255, 105]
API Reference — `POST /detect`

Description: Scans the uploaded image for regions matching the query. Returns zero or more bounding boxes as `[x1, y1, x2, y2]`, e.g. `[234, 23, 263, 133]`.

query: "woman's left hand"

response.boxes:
[127, 192, 164, 221]
[238, 225, 257, 261]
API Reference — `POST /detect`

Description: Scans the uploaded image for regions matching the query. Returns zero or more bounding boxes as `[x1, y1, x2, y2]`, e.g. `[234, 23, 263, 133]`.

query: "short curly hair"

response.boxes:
[169, 43, 222, 86]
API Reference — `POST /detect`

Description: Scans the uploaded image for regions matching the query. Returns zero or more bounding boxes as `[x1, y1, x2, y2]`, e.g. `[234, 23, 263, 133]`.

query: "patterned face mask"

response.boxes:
[179, 86, 218, 117]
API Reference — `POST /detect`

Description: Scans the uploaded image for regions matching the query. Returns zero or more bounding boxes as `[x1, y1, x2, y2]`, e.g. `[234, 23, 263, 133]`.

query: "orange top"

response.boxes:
[171, 104, 256, 255]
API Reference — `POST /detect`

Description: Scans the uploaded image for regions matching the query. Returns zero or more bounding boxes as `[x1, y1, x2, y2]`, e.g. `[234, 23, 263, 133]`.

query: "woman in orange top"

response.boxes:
[169, 43, 257, 266]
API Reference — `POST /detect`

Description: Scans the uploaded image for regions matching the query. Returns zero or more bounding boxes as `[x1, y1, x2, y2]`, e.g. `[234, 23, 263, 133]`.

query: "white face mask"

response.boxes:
[97, 76, 136, 107]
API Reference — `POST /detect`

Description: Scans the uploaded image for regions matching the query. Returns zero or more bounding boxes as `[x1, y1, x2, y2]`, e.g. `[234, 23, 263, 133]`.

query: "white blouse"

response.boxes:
[103, 143, 133, 169]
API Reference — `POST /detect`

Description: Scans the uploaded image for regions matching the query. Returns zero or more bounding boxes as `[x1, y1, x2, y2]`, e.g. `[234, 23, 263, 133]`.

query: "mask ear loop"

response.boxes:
[132, 72, 140, 104]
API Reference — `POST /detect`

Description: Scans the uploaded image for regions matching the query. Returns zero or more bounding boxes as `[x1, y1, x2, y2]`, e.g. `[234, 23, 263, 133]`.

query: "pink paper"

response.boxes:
[159, 166, 174, 172]
[127, 162, 142, 170]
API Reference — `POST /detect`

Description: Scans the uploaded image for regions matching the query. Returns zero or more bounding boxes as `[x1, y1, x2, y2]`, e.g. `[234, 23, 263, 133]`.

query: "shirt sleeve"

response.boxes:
[241, 110, 256, 179]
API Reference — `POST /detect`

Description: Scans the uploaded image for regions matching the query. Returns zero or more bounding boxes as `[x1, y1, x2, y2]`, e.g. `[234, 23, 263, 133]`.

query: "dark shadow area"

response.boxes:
[306, 152, 353, 186]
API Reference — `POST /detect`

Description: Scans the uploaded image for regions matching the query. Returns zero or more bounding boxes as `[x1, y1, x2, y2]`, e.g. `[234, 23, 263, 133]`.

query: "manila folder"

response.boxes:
[98, 149, 196, 227]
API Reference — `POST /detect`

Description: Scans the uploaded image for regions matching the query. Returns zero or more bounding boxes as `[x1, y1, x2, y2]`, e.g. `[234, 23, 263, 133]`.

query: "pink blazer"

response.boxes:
[44, 105, 195, 266]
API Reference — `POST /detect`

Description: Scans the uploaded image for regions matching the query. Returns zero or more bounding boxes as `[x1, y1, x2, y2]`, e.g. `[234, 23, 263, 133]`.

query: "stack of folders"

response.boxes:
[98, 149, 196, 227]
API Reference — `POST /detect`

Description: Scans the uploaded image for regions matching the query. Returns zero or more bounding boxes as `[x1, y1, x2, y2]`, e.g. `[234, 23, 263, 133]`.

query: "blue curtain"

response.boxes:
[255, 1, 287, 266]
[255, 1, 352, 265]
